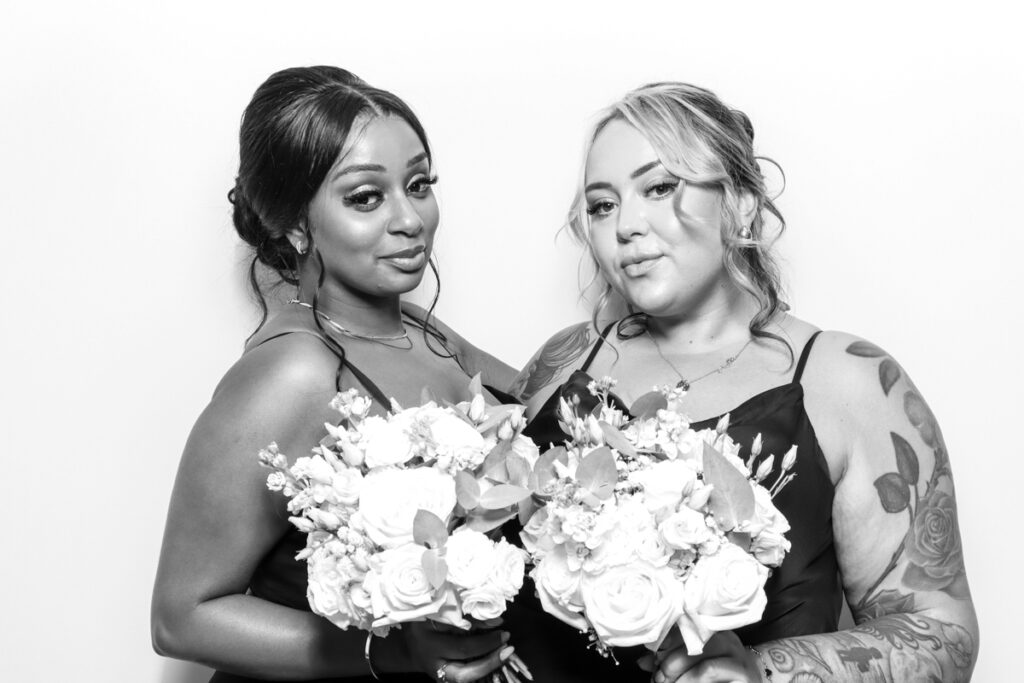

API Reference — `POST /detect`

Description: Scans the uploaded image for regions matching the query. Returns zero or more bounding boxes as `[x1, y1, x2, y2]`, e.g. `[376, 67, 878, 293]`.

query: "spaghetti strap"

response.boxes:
[792, 331, 823, 384]
[250, 330, 391, 408]
[580, 322, 617, 373]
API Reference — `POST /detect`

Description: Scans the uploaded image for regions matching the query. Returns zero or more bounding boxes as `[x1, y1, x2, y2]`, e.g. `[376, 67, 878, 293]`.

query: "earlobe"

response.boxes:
[286, 223, 308, 255]
[738, 191, 758, 226]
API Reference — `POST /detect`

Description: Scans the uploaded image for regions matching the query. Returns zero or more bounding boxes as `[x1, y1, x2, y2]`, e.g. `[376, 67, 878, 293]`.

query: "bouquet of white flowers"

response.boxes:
[520, 378, 795, 656]
[259, 377, 538, 636]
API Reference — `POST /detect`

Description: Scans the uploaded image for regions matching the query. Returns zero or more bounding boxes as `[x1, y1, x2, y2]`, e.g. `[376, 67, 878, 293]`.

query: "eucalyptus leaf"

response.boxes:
[455, 471, 481, 510]
[576, 446, 617, 500]
[630, 391, 668, 419]
[531, 446, 568, 495]
[879, 359, 901, 396]
[518, 493, 538, 525]
[413, 509, 449, 549]
[465, 508, 517, 533]
[904, 391, 940, 449]
[505, 452, 531, 488]
[845, 341, 887, 358]
[703, 442, 755, 531]
[481, 441, 513, 482]
[874, 472, 910, 513]
[890, 432, 919, 485]
[479, 484, 533, 510]
[599, 421, 637, 457]
[727, 531, 752, 551]
[421, 548, 448, 590]
[477, 405, 521, 434]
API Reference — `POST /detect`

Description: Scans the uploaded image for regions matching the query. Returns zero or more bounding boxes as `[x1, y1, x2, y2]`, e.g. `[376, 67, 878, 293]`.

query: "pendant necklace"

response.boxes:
[288, 299, 411, 346]
[646, 329, 754, 391]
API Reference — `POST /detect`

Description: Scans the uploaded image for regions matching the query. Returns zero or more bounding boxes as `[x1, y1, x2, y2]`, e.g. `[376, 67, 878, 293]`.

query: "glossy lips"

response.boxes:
[380, 244, 426, 272]
[621, 252, 663, 278]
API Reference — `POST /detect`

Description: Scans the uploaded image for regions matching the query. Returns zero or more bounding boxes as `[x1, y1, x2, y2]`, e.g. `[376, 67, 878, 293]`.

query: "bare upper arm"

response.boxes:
[154, 335, 341, 614]
[511, 321, 598, 417]
[802, 332, 976, 635]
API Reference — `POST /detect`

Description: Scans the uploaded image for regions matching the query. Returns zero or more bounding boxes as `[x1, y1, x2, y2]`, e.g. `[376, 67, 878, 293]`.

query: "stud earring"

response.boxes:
[739, 225, 752, 240]
[295, 240, 307, 254]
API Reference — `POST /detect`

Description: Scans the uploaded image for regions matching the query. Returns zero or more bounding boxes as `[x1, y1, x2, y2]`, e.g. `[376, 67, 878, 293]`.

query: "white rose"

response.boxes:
[747, 486, 791, 537]
[510, 434, 540, 467]
[460, 585, 507, 621]
[430, 412, 487, 467]
[580, 562, 684, 649]
[520, 508, 554, 557]
[360, 415, 415, 468]
[634, 526, 672, 568]
[365, 543, 446, 627]
[292, 455, 335, 484]
[331, 467, 363, 506]
[750, 527, 790, 567]
[531, 546, 587, 631]
[359, 468, 456, 549]
[490, 539, 526, 599]
[677, 543, 769, 654]
[659, 507, 712, 549]
[630, 459, 698, 521]
[445, 529, 497, 590]
[306, 551, 368, 629]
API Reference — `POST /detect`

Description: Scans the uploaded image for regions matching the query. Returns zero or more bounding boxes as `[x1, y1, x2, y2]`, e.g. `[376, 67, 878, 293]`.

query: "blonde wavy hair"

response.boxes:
[568, 82, 789, 351]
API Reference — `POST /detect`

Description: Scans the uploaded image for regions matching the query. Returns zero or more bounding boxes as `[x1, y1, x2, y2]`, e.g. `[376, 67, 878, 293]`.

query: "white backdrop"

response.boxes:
[1, 2, 1020, 681]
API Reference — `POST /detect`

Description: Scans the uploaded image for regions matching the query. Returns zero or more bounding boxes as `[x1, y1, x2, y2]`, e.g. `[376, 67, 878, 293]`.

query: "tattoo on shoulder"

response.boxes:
[512, 324, 593, 400]
[844, 342, 969, 621]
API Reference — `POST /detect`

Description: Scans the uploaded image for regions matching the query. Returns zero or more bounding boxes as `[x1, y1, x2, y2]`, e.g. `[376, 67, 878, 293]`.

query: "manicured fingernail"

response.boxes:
[499, 646, 515, 661]
[500, 630, 511, 644]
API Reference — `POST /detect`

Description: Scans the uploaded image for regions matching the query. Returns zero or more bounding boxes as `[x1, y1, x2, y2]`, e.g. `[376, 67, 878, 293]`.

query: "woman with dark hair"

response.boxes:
[514, 83, 979, 681]
[151, 66, 516, 682]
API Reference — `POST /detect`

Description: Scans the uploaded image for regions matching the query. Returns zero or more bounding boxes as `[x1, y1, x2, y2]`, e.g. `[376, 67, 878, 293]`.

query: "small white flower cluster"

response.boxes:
[259, 383, 536, 634]
[521, 380, 795, 656]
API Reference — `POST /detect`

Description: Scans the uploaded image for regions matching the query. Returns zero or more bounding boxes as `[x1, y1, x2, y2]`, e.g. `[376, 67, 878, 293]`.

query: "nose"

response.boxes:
[615, 196, 649, 243]
[388, 195, 424, 236]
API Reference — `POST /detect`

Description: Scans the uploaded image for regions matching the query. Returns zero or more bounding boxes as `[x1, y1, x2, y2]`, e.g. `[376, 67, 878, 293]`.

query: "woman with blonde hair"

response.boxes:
[515, 82, 978, 681]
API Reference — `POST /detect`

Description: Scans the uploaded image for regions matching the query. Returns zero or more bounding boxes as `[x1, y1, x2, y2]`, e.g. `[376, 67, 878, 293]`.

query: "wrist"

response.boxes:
[373, 629, 413, 674]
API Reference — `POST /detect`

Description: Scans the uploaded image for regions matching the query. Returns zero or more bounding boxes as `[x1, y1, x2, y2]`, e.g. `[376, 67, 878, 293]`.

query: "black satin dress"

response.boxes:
[499, 328, 842, 681]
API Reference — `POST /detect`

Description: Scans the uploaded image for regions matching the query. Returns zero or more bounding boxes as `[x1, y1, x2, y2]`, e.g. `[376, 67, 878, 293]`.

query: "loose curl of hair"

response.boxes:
[228, 65, 457, 378]
[566, 82, 791, 358]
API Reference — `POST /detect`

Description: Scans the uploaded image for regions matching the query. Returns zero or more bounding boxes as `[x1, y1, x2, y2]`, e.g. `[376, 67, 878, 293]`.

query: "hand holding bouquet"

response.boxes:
[521, 378, 795, 656]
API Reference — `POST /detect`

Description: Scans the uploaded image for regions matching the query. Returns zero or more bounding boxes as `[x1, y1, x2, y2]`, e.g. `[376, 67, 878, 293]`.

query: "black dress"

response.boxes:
[500, 327, 842, 681]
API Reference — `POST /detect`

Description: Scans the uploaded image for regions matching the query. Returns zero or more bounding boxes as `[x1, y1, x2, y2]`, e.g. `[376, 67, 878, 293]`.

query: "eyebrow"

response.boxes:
[585, 160, 664, 193]
[332, 152, 429, 180]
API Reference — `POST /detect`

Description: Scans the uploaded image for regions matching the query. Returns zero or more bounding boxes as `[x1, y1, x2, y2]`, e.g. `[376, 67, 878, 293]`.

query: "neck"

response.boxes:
[644, 288, 759, 353]
[295, 283, 405, 337]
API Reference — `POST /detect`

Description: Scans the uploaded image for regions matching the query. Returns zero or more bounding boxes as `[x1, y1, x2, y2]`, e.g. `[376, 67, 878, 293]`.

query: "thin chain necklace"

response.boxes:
[646, 329, 754, 391]
[287, 299, 410, 344]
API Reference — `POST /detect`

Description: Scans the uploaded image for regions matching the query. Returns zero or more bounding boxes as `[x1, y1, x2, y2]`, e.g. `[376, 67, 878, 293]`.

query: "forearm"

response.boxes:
[154, 593, 411, 679]
[756, 613, 977, 682]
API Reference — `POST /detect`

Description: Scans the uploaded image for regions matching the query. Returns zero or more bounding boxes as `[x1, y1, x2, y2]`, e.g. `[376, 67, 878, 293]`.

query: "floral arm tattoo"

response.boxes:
[510, 324, 593, 401]
[753, 342, 976, 682]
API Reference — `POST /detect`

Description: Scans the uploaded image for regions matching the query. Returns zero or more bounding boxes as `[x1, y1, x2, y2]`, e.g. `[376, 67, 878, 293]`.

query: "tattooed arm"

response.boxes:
[656, 331, 978, 682]
[510, 322, 595, 415]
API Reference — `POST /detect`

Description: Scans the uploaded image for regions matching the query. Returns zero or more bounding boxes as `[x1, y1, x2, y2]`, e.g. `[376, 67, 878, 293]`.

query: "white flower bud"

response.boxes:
[497, 420, 514, 441]
[781, 445, 798, 473]
[558, 397, 576, 426]
[716, 414, 730, 435]
[289, 516, 317, 533]
[755, 455, 775, 483]
[338, 440, 364, 467]
[686, 484, 713, 510]
[750, 433, 763, 457]
[266, 472, 287, 491]
[586, 415, 605, 445]
[469, 393, 486, 422]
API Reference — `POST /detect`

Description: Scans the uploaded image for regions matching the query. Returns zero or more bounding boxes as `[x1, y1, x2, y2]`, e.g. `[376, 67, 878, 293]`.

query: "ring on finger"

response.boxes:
[436, 662, 449, 682]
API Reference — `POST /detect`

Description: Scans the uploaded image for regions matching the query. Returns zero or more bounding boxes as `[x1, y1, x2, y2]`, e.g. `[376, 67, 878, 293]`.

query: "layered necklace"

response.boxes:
[646, 329, 754, 391]
[288, 299, 411, 346]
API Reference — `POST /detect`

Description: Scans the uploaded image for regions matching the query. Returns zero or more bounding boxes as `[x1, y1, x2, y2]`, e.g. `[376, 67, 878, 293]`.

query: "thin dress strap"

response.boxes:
[792, 331, 823, 384]
[580, 322, 618, 373]
[251, 330, 391, 408]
